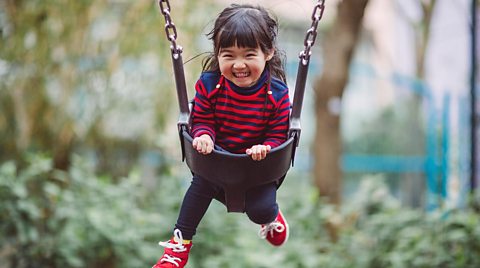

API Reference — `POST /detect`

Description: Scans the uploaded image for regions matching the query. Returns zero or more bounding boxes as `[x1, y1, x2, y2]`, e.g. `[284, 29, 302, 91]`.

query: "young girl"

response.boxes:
[153, 4, 291, 268]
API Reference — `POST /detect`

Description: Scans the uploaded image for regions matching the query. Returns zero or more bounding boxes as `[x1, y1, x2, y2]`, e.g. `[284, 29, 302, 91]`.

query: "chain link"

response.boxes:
[158, 0, 182, 55]
[300, 0, 325, 62]
[158, 0, 324, 60]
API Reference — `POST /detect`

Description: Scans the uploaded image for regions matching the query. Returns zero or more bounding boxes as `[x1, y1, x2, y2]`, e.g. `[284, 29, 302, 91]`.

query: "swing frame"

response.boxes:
[158, 0, 325, 212]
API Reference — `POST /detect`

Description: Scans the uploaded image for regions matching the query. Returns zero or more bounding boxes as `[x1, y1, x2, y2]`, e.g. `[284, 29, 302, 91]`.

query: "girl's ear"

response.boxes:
[266, 50, 274, 61]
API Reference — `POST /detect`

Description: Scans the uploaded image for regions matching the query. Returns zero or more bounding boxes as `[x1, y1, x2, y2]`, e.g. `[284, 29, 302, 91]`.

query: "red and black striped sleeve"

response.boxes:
[263, 92, 290, 148]
[191, 77, 217, 141]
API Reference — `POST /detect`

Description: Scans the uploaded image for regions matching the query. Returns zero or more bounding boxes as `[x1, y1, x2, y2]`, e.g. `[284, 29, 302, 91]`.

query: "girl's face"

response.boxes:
[218, 45, 273, 88]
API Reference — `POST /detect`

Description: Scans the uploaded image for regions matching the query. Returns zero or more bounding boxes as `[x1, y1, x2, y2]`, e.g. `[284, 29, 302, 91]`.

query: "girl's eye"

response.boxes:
[246, 53, 256, 57]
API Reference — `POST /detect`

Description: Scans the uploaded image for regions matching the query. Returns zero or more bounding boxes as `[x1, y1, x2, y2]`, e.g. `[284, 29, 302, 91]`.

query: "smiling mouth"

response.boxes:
[234, 72, 250, 78]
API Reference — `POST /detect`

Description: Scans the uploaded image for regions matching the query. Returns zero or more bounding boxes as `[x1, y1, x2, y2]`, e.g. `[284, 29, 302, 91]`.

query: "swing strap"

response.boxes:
[158, 0, 190, 160]
[290, 0, 325, 121]
[289, 0, 325, 165]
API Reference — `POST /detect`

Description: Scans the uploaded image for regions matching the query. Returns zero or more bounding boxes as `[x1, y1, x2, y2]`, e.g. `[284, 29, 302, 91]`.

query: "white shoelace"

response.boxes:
[157, 229, 187, 267]
[258, 221, 285, 239]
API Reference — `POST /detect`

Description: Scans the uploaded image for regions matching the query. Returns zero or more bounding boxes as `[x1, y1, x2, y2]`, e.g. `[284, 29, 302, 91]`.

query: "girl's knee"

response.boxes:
[245, 203, 278, 224]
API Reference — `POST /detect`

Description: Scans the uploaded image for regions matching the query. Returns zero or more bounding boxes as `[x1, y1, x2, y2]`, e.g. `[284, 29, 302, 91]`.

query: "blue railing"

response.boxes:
[341, 67, 452, 210]
[342, 155, 426, 173]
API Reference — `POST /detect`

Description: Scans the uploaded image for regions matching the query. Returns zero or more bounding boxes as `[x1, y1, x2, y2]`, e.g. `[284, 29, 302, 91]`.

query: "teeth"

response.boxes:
[234, 72, 249, 78]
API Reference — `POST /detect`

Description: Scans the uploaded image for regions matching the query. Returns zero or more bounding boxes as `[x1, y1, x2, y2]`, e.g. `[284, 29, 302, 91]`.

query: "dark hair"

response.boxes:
[202, 4, 286, 83]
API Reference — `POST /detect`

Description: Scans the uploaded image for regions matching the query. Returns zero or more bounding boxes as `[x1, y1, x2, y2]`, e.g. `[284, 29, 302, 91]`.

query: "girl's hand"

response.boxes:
[192, 134, 214, 155]
[246, 144, 271, 161]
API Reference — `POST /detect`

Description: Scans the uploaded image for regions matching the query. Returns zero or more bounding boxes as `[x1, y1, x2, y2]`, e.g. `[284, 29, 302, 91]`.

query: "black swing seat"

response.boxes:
[180, 130, 296, 213]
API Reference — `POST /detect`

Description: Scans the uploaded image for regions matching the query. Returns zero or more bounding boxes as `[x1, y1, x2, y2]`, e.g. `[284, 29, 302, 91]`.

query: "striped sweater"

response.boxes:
[191, 71, 291, 154]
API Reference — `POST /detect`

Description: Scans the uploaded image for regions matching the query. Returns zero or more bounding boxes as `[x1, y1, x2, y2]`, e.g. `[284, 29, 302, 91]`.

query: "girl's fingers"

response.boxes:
[261, 148, 267, 159]
[200, 141, 207, 154]
[247, 145, 271, 160]
[249, 145, 269, 161]
[252, 150, 258, 161]
[251, 146, 258, 160]
[206, 142, 213, 154]
[201, 140, 208, 154]
[255, 146, 262, 161]
[192, 137, 213, 154]
[192, 139, 199, 149]
[199, 139, 213, 154]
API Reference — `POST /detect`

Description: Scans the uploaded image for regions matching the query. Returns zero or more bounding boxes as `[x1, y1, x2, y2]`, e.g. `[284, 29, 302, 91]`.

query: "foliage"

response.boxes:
[0, 0, 213, 172]
[0, 154, 180, 268]
[343, 97, 426, 155]
[1, 156, 479, 268]
[334, 178, 480, 268]
[191, 175, 480, 268]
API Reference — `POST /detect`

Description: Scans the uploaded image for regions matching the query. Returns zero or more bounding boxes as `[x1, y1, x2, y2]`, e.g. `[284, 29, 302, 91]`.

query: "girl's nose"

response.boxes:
[233, 60, 246, 69]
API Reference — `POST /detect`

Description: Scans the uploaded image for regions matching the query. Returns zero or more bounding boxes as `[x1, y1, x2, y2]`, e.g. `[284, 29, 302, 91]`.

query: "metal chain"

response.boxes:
[300, 0, 326, 62]
[158, 0, 182, 55]
[158, 0, 324, 60]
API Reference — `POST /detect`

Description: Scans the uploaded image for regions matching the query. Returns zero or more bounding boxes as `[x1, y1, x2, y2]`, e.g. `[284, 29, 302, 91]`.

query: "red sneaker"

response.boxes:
[258, 209, 289, 246]
[152, 229, 192, 268]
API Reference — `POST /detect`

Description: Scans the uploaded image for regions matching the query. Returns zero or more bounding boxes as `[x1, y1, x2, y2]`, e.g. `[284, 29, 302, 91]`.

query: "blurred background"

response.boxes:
[1, 0, 480, 267]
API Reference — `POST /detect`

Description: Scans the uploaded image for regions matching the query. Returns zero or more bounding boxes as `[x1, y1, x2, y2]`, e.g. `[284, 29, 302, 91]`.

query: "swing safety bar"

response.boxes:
[158, 0, 325, 212]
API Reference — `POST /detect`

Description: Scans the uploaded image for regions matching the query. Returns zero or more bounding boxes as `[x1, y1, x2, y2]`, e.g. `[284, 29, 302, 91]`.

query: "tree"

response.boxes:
[312, 0, 438, 207]
[313, 0, 370, 205]
[0, 0, 210, 174]
[0, 0, 97, 170]
[398, 0, 437, 207]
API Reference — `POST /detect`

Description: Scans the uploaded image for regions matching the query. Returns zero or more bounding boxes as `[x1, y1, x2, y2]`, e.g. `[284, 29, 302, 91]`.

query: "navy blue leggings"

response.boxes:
[174, 176, 279, 240]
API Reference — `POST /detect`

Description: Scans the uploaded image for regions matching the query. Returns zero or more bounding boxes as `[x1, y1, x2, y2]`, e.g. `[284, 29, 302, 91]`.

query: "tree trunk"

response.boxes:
[401, 0, 437, 208]
[313, 0, 370, 205]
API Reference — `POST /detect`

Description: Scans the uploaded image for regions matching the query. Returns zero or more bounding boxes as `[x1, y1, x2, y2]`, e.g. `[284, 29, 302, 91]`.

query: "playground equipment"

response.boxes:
[158, 0, 325, 212]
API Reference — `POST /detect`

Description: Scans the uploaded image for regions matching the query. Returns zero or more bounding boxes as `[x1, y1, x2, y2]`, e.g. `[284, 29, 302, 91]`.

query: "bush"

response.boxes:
[1, 156, 479, 268]
[327, 178, 480, 268]
[0, 154, 179, 268]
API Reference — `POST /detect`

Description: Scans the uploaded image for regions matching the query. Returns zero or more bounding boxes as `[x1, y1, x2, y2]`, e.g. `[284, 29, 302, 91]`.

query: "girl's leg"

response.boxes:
[245, 181, 289, 247]
[244, 181, 278, 224]
[154, 176, 220, 268]
[174, 175, 223, 239]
